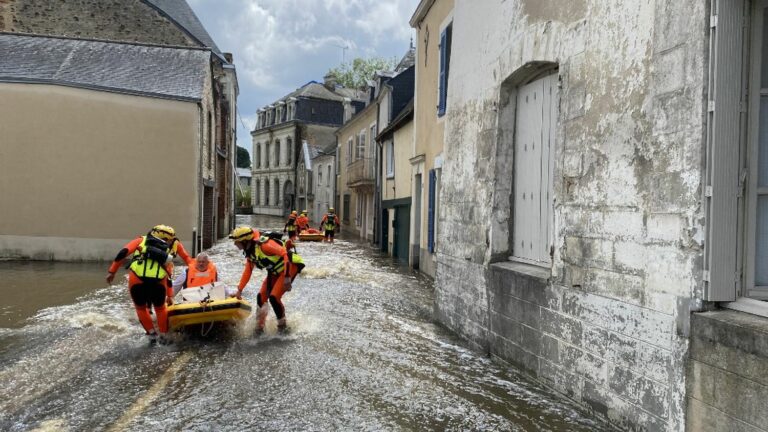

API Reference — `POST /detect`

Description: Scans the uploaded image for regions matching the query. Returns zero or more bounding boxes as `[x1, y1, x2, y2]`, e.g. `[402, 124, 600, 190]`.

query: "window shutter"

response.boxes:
[428, 169, 436, 253]
[705, 0, 746, 301]
[438, 29, 447, 116]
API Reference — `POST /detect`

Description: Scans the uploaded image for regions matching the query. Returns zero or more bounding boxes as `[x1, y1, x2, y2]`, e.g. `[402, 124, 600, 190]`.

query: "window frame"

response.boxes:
[386, 140, 395, 179]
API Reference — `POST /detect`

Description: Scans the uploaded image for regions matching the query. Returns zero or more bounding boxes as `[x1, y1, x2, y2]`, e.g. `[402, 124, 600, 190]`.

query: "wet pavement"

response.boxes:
[0, 215, 610, 431]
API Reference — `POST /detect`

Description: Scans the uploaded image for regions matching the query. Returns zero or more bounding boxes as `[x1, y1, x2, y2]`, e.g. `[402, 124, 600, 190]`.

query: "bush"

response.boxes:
[236, 187, 251, 207]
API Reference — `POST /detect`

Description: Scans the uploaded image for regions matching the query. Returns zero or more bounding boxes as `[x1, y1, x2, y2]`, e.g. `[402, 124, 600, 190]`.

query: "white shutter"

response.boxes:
[514, 78, 545, 262]
[705, 0, 746, 301]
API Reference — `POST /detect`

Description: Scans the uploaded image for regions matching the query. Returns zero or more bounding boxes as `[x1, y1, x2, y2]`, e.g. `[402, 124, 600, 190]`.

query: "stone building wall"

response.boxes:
[0, 0, 195, 47]
[437, 0, 708, 430]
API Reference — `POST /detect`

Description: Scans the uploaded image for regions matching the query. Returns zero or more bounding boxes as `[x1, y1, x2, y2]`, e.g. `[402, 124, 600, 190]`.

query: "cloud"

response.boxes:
[188, 0, 418, 143]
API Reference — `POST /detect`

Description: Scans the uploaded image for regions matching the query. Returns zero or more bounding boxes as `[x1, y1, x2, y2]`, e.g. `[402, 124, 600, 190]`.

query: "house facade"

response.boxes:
[0, 0, 239, 252]
[0, 34, 213, 260]
[251, 77, 362, 218]
[409, 0, 453, 277]
[336, 100, 378, 240]
[434, 0, 768, 431]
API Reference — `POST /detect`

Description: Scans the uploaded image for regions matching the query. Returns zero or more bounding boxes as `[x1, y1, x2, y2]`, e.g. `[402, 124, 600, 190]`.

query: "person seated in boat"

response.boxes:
[284, 211, 298, 240]
[319, 207, 341, 243]
[172, 253, 238, 300]
[296, 210, 309, 232]
[106, 224, 193, 345]
[228, 227, 304, 334]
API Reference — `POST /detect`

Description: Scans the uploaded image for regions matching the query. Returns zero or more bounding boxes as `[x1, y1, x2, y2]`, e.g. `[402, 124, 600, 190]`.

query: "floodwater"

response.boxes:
[0, 216, 610, 431]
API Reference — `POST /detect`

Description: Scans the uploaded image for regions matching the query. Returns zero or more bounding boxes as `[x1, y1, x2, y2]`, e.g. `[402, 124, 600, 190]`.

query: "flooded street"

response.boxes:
[0, 216, 608, 431]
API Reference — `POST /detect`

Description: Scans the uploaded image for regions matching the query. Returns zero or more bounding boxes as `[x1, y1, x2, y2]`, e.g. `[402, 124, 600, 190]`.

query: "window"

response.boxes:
[318, 166, 323, 189]
[265, 179, 270, 206]
[386, 140, 395, 178]
[343, 194, 351, 223]
[337, 145, 341, 173]
[327, 166, 331, 186]
[287, 138, 293, 166]
[207, 111, 213, 168]
[274, 180, 280, 207]
[275, 139, 281, 167]
[255, 143, 261, 168]
[438, 22, 453, 117]
[356, 130, 366, 160]
[746, 1, 768, 300]
[370, 124, 377, 155]
[255, 179, 260, 206]
[356, 195, 362, 226]
[347, 137, 353, 165]
[308, 171, 313, 193]
[511, 72, 558, 265]
[265, 142, 270, 168]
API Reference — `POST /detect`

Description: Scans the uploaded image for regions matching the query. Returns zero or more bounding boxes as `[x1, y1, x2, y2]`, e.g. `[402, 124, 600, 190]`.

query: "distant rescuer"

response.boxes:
[319, 207, 341, 243]
[284, 210, 298, 240]
[106, 224, 193, 344]
[229, 226, 303, 334]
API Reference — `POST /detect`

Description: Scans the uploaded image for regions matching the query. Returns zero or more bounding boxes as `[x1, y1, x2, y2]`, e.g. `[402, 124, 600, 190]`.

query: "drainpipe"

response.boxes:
[197, 103, 205, 254]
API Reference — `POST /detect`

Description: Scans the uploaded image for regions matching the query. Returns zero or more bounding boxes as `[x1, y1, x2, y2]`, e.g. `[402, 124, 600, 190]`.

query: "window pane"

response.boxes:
[756, 195, 768, 285]
[759, 96, 768, 187]
[762, 7, 768, 87]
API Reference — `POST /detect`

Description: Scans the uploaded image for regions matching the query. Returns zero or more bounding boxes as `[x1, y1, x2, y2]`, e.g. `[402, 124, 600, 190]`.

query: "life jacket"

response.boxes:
[246, 239, 286, 275]
[285, 217, 297, 232]
[323, 213, 337, 231]
[185, 263, 217, 288]
[129, 235, 178, 279]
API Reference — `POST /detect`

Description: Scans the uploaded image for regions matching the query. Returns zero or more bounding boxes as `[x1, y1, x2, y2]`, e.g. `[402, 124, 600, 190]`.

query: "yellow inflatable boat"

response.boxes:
[167, 283, 251, 331]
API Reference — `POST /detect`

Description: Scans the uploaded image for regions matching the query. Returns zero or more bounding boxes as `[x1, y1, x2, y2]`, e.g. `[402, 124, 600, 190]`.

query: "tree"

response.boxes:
[327, 57, 398, 90]
[236, 146, 251, 168]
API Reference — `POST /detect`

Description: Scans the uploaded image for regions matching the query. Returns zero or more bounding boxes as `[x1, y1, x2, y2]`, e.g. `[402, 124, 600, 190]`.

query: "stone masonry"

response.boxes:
[436, 1, 708, 430]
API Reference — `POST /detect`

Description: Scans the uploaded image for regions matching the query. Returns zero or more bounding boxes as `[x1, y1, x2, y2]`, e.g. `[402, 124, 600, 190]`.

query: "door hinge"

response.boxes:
[705, 185, 713, 197]
[708, 101, 715, 112]
[703, 270, 710, 282]
[737, 169, 747, 197]
[710, 15, 718, 28]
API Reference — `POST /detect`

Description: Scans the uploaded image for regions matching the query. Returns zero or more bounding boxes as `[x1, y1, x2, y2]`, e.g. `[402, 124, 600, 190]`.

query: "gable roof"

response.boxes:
[142, 0, 225, 61]
[0, 33, 210, 101]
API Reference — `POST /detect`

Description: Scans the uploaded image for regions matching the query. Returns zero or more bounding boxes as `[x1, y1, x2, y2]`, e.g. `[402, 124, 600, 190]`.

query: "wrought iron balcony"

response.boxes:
[346, 157, 375, 188]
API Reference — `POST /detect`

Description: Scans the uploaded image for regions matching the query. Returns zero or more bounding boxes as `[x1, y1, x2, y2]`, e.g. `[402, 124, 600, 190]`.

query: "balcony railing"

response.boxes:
[346, 157, 375, 187]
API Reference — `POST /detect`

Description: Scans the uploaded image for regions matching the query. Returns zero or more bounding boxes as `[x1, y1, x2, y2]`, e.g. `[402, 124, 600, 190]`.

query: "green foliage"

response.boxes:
[236, 146, 251, 168]
[328, 57, 398, 89]
[236, 186, 251, 207]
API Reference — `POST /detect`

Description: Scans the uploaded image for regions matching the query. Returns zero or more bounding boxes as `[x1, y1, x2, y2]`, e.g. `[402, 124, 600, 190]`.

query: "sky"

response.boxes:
[187, 0, 420, 156]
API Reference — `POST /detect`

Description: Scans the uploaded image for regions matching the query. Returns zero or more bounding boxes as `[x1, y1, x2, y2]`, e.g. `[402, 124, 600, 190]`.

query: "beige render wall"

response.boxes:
[383, 120, 414, 202]
[336, 105, 377, 238]
[412, 0, 453, 276]
[0, 83, 200, 261]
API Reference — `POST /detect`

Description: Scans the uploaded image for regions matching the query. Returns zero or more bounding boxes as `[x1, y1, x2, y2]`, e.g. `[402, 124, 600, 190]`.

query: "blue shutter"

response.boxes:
[428, 169, 436, 253]
[438, 29, 447, 116]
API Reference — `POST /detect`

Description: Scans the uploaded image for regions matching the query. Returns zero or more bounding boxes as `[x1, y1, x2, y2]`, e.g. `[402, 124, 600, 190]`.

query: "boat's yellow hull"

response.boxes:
[167, 298, 252, 330]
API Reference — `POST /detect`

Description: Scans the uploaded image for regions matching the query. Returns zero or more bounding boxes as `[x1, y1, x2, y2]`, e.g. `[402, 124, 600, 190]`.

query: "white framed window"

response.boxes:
[370, 124, 377, 157]
[511, 72, 558, 266]
[356, 195, 363, 226]
[356, 130, 366, 160]
[347, 137, 353, 165]
[386, 140, 395, 178]
[327, 165, 331, 186]
[438, 21, 453, 117]
[318, 166, 323, 189]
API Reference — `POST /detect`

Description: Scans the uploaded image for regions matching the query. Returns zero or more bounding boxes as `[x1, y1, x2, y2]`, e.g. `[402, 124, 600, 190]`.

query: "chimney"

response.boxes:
[223, 52, 234, 63]
[323, 72, 338, 90]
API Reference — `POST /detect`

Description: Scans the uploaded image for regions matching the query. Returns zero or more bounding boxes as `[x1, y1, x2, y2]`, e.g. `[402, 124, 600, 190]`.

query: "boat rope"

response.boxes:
[199, 295, 215, 337]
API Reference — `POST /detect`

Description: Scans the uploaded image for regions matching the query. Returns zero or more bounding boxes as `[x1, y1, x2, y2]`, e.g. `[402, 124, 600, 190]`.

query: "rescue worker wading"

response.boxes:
[229, 226, 304, 334]
[319, 208, 341, 243]
[106, 225, 193, 344]
[284, 210, 298, 240]
[296, 210, 309, 232]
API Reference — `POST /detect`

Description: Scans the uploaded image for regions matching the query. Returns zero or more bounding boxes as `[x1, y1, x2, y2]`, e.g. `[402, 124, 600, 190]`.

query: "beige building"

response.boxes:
[0, 34, 217, 260]
[378, 101, 414, 262]
[409, 0, 453, 277]
[336, 103, 378, 240]
[0, 0, 239, 251]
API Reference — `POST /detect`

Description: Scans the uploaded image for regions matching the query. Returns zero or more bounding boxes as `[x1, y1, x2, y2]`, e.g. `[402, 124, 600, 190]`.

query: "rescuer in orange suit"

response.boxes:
[228, 227, 304, 334]
[284, 210, 299, 240]
[106, 225, 193, 344]
[296, 210, 309, 232]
